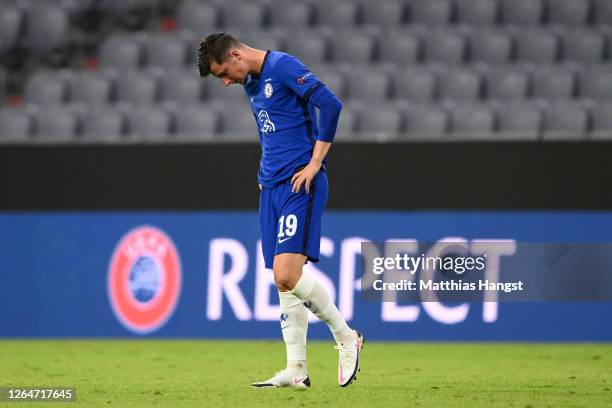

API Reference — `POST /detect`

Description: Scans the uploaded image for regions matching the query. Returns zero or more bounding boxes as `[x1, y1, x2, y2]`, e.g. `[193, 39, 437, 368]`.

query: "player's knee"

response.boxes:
[273, 269, 296, 291]
[273, 254, 304, 291]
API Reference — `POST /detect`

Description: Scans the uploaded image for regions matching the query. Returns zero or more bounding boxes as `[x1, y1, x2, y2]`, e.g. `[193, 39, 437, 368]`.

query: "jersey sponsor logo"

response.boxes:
[257, 110, 276, 133]
[264, 82, 273, 98]
[297, 72, 313, 84]
[108, 225, 182, 334]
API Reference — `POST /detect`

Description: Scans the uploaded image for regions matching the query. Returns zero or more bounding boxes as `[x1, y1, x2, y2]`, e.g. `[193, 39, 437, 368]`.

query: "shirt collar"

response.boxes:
[250, 50, 271, 81]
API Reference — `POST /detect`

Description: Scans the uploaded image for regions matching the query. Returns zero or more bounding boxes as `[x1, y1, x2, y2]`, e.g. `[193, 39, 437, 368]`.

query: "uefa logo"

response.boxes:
[108, 225, 182, 334]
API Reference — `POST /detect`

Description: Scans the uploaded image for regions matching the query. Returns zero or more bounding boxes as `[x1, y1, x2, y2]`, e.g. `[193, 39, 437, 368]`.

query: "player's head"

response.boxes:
[198, 33, 249, 86]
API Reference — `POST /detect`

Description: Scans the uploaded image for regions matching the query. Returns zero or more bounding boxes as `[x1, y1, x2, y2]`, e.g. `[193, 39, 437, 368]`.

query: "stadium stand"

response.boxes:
[402, 104, 449, 139]
[484, 67, 530, 102]
[81, 107, 124, 141]
[1, 0, 611, 143]
[496, 102, 542, 140]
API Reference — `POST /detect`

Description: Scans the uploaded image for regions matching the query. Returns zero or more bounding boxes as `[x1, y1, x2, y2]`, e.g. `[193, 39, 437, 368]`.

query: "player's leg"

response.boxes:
[251, 185, 310, 389]
[273, 173, 364, 387]
[274, 252, 363, 386]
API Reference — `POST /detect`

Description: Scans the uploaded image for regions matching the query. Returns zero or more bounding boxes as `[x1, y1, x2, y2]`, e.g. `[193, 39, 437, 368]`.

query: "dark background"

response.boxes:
[1, 142, 611, 210]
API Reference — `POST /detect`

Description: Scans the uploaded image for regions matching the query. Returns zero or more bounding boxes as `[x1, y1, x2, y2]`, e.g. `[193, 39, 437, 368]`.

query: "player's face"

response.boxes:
[210, 50, 249, 86]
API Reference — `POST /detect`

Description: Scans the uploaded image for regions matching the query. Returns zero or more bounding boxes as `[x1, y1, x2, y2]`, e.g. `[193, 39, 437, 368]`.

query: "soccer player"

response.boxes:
[198, 33, 363, 388]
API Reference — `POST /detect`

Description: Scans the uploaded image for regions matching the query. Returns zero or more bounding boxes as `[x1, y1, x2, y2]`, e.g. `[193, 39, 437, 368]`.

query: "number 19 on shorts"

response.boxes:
[277, 214, 297, 242]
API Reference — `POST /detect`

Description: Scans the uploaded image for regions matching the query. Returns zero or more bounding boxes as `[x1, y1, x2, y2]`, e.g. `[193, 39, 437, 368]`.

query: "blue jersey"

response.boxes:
[243, 51, 326, 188]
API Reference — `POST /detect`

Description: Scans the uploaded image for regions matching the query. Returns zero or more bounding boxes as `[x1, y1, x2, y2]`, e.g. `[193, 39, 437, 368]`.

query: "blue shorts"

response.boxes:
[259, 171, 328, 269]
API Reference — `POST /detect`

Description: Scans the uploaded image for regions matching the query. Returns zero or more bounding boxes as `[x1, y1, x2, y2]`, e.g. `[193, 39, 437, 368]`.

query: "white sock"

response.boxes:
[279, 291, 308, 375]
[290, 270, 354, 345]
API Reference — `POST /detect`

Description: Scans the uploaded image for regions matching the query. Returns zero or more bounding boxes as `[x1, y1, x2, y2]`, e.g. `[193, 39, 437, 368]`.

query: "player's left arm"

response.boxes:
[292, 139, 331, 193]
[290, 84, 342, 193]
[275, 55, 342, 193]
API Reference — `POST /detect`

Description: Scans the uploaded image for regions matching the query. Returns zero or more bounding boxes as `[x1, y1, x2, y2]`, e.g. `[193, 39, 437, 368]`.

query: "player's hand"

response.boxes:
[291, 160, 322, 194]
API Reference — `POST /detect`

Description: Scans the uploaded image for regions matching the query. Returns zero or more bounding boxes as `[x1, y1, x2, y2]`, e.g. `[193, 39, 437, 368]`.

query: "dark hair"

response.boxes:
[198, 33, 240, 77]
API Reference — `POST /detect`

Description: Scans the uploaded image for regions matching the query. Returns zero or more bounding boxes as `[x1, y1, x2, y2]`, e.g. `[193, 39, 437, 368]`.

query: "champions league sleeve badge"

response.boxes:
[107, 225, 182, 334]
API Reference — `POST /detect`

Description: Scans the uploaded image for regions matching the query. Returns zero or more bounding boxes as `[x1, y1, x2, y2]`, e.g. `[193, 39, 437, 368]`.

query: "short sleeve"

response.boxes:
[275, 54, 323, 101]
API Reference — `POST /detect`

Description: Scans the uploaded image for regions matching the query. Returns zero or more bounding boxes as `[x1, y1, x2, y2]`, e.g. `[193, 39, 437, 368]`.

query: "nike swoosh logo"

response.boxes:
[294, 377, 306, 384]
[277, 236, 292, 244]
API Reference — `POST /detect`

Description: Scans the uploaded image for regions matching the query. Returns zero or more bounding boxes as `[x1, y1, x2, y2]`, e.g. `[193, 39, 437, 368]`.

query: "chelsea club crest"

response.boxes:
[264, 82, 273, 98]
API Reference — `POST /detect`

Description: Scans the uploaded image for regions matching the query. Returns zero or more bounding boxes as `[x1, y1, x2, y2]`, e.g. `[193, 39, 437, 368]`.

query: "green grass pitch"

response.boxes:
[1, 340, 611, 407]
